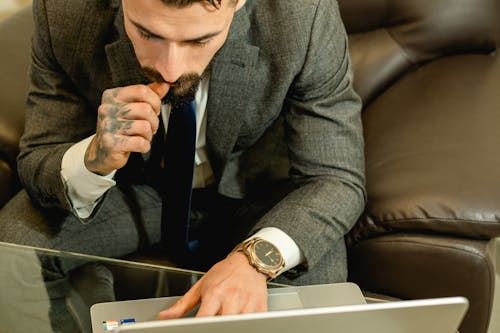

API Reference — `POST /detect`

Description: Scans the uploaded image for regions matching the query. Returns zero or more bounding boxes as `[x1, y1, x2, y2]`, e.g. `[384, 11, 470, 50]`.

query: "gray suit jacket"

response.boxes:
[20, 0, 366, 276]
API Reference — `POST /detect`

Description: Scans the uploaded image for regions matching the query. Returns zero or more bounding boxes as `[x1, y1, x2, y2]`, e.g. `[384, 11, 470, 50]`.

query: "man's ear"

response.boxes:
[234, 0, 247, 11]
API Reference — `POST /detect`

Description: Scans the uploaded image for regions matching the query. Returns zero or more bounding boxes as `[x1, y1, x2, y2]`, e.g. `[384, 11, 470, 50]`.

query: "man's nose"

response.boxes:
[156, 43, 186, 84]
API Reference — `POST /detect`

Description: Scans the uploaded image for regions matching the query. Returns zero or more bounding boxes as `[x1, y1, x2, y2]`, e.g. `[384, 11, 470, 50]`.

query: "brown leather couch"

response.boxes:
[340, 1, 500, 333]
[1, 2, 499, 333]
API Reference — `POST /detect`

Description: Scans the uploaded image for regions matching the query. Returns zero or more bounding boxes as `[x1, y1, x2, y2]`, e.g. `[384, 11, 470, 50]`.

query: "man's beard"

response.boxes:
[142, 66, 209, 108]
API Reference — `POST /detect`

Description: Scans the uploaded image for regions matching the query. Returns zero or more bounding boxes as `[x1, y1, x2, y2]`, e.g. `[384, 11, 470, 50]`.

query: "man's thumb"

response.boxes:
[148, 82, 170, 99]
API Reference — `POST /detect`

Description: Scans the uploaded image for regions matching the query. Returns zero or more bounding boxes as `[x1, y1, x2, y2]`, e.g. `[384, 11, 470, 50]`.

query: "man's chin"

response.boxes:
[163, 89, 197, 107]
[163, 72, 203, 106]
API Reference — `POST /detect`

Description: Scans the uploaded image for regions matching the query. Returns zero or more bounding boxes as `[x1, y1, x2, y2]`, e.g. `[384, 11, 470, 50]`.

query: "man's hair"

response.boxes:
[160, 0, 237, 8]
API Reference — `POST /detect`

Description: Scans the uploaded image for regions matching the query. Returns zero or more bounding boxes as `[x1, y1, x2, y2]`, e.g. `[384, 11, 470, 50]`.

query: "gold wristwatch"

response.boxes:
[232, 237, 285, 280]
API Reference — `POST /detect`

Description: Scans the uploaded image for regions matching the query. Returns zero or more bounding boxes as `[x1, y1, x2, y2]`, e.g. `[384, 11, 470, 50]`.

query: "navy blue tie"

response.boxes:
[161, 100, 199, 256]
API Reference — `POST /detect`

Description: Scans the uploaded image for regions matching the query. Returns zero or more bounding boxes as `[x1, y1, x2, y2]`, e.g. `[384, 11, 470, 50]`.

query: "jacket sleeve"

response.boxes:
[254, 0, 366, 272]
[18, 0, 97, 211]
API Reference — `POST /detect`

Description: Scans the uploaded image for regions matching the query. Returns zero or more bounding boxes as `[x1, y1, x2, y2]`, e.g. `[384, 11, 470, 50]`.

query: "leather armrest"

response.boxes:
[348, 233, 494, 333]
[0, 6, 32, 163]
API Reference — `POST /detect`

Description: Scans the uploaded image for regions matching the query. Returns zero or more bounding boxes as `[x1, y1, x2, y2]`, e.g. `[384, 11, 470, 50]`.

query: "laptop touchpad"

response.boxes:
[268, 292, 303, 311]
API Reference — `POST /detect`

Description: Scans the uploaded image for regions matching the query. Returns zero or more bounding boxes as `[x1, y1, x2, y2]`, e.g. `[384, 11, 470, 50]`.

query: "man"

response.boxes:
[0, 0, 365, 321]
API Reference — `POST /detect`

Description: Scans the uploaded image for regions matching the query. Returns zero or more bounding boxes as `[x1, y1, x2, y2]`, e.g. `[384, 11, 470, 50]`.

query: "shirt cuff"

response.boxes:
[61, 135, 116, 219]
[249, 227, 305, 275]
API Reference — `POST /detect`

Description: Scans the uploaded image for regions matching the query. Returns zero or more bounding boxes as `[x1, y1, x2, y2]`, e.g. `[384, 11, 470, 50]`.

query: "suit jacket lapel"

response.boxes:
[206, 7, 259, 180]
[105, 4, 147, 87]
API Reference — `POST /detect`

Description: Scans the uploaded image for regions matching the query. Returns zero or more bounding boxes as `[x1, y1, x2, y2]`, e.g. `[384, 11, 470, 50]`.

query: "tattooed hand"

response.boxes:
[85, 82, 169, 175]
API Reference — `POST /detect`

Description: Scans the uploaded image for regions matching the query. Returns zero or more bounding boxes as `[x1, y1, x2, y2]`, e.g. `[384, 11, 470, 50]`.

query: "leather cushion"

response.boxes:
[350, 54, 500, 241]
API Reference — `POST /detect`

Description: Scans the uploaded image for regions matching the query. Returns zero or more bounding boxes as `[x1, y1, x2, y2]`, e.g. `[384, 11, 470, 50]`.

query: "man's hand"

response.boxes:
[85, 82, 169, 175]
[158, 252, 268, 318]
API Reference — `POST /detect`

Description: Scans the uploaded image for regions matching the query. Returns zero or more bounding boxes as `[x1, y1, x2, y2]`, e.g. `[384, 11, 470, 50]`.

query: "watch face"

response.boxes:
[254, 240, 282, 268]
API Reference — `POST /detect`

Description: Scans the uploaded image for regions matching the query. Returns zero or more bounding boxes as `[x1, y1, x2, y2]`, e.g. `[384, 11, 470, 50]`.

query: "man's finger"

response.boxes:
[219, 296, 242, 316]
[241, 297, 267, 314]
[196, 297, 223, 318]
[115, 102, 159, 135]
[157, 279, 202, 319]
[110, 84, 166, 115]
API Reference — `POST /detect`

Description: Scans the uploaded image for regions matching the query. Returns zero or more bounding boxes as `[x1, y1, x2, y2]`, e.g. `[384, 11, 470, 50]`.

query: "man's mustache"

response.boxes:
[141, 67, 203, 106]
[141, 66, 201, 89]
[142, 66, 168, 84]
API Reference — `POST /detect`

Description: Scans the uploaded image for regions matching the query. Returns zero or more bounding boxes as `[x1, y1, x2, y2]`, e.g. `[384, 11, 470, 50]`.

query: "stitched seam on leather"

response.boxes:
[375, 217, 500, 225]
[371, 239, 483, 255]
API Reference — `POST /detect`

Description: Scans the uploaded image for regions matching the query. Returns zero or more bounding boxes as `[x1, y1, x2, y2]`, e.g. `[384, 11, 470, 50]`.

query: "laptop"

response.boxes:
[90, 283, 468, 333]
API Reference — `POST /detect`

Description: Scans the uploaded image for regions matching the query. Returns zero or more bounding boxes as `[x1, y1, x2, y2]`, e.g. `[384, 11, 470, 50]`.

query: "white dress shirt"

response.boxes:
[60, 78, 304, 274]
